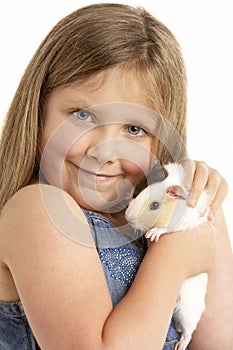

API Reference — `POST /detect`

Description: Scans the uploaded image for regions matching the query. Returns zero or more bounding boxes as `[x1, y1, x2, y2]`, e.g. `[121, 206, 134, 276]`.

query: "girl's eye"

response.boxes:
[127, 125, 146, 136]
[72, 109, 94, 122]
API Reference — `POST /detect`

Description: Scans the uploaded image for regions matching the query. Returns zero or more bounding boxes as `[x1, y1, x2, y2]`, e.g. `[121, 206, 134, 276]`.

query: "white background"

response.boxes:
[0, 0, 232, 247]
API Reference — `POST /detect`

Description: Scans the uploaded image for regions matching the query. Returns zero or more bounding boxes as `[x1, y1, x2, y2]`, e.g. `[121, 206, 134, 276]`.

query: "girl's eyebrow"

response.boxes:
[65, 97, 90, 108]
[63, 101, 95, 112]
[59, 87, 92, 108]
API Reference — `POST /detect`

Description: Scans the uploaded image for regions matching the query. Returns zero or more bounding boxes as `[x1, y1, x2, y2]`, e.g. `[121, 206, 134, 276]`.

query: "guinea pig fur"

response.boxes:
[125, 162, 210, 350]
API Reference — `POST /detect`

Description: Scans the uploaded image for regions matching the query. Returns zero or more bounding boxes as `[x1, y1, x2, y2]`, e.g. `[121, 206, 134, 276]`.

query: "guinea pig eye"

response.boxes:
[149, 201, 160, 210]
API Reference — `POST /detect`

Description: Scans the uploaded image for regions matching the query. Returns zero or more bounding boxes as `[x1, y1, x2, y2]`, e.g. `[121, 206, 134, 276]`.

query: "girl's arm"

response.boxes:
[0, 184, 216, 350]
[189, 208, 233, 350]
[182, 160, 233, 348]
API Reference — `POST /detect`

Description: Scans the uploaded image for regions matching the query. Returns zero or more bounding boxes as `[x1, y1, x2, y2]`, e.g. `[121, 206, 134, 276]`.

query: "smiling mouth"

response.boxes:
[77, 166, 122, 182]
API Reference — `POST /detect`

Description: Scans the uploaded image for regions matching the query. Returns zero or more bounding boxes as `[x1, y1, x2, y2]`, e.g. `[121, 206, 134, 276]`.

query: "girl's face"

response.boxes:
[40, 68, 159, 213]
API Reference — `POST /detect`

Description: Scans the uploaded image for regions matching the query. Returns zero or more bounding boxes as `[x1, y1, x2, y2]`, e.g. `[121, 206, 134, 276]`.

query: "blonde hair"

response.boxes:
[0, 3, 187, 210]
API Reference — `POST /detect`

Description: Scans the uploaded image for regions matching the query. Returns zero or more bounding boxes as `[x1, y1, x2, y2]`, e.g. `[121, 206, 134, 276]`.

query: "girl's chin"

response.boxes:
[72, 190, 130, 213]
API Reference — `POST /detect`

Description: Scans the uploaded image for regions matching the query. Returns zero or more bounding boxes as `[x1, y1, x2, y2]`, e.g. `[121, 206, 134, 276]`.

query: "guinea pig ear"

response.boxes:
[166, 185, 187, 200]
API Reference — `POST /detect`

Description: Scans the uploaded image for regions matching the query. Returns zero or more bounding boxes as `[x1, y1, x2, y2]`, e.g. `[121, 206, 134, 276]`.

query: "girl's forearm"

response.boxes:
[189, 208, 233, 349]
[101, 235, 185, 350]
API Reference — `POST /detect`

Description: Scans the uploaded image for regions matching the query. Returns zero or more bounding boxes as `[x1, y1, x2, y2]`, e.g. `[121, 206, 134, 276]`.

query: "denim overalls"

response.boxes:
[0, 210, 182, 349]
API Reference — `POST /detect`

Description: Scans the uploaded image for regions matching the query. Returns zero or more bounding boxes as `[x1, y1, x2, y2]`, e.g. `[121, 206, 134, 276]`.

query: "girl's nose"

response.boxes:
[86, 125, 122, 164]
[87, 138, 119, 164]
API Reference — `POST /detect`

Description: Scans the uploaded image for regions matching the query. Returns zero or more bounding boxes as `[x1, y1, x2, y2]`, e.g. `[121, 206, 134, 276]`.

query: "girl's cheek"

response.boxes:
[120, 159, 150, 182]
[121, 139, 157, 181]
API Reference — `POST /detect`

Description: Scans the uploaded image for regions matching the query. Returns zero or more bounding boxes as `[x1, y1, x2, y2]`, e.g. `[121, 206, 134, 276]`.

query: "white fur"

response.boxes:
[125, 162, 210, 350]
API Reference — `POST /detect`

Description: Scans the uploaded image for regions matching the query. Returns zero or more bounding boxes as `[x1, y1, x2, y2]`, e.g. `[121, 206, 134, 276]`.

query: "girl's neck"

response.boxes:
[98, 210, 127, 227]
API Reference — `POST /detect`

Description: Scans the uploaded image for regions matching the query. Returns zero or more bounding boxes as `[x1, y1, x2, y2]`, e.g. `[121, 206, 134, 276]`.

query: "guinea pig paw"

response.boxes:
[145, 228, 161, 242]
[175, 334, 191, 350]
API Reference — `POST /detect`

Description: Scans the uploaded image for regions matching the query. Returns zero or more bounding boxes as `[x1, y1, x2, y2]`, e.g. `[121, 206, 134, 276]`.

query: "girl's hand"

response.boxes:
[181, 159, 228, 220]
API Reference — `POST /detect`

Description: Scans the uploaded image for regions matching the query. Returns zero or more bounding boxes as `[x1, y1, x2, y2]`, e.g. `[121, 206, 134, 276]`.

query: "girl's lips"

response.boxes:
[77, 166, 122, 182]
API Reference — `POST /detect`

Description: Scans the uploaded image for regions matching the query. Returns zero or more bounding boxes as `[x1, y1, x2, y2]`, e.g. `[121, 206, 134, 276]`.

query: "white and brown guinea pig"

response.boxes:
[126, 161, 210, 239]
[125, 162, 210, 350]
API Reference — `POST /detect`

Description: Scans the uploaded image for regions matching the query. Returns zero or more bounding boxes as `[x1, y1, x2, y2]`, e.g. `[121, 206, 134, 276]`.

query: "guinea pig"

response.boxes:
[125, 162, 210, 350]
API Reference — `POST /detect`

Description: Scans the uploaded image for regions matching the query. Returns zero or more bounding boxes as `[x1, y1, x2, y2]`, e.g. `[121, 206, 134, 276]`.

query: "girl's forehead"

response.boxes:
[51, 67, 149, 107]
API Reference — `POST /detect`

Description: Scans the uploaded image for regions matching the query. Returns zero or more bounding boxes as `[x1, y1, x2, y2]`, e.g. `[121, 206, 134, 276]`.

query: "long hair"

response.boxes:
[0, 3, 187, 210]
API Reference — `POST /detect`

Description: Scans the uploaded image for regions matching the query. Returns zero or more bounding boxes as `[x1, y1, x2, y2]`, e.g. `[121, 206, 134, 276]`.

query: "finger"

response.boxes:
[187, 161, 209, 207]
[207, 176, 229, 220]
[199, 168, 221, 216]
[180, 158, 196, 191]
[205, 168, 221, 203]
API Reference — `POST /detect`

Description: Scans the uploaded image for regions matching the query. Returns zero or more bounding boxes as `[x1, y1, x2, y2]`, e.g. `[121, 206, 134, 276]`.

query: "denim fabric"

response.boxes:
[84, 210, 183, 349]
[0, 300, 39, 349]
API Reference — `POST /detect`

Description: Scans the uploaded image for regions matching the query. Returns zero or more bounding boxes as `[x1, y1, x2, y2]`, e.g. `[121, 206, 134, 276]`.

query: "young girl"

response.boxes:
[0, 3, 232, 349]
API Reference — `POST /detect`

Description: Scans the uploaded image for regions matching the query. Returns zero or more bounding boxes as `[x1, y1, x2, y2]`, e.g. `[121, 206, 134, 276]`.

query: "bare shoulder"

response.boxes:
[0, 185, 112, 347]
[2, 183, 87, 223]
[0, 184, 98, 270]
[1, 184, 92, 246]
